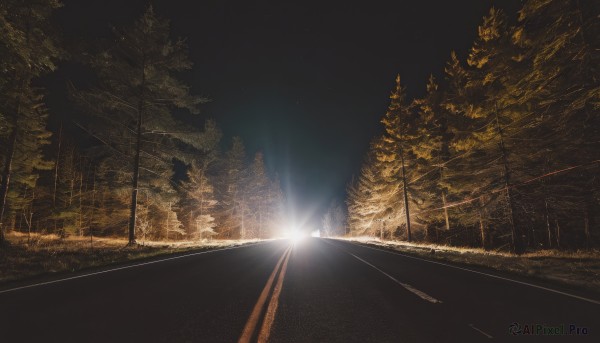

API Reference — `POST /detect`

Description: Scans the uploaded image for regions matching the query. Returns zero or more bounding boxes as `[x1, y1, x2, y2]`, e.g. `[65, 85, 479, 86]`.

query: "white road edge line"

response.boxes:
[469, 324, 494, 339]
[0, 242, 266, 295]
[349, 253, 442, 304]
[341, 240, 600, 306]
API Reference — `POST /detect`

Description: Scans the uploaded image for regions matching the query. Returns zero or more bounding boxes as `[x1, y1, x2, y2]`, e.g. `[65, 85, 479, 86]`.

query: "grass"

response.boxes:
[0, 232, 261, 286]
[340, 236, 600, 294]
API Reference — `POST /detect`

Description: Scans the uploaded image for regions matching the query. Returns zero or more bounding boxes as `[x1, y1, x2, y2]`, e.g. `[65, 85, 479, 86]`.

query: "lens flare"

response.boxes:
[282, 223, 307, 243]
[289, 229, 305, 243]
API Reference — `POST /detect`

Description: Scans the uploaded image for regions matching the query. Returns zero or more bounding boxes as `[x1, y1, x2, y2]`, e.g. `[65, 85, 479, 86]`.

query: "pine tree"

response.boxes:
[263, 174, 284, 238]
[376, 75, 419, 241]
[322, 200, 346, 237]
[513, 0, 600, 248]
[346, 138, 392, 237]
[0, 0, 62, 245]
[52, 144, 81, 236]
[411, 75, 454, 241]
[346, 160, 380, 236]
[245, 152, 270, 239]
[448, 8, 528, 252]
[183, 160, 218, 240]
[215, 137, 246, 238]
[70, 6, 206, 244]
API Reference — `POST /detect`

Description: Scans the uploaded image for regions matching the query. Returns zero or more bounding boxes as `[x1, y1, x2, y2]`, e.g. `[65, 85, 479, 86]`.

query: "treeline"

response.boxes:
[0, 3, 284, 246]
[347, 0, 599, 253]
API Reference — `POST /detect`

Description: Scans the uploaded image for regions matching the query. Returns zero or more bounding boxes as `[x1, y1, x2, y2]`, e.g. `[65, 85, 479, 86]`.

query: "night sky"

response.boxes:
[48, 0, 520, 228]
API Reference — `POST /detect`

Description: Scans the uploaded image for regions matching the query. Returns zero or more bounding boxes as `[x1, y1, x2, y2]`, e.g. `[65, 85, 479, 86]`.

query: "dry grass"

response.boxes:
[340, 236, 600, 293]
[0, 232, 259, 285]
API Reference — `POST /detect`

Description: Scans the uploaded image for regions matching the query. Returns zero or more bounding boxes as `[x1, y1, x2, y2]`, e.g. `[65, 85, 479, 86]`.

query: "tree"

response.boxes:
[346, 138, 392, 237]
[411, 75, 454, 241]
[215, 137, 246, 238]
[376, 75, 418, 241]
[265, 174, 285, 237]
[322, 200, 346, 237]
[178, 120, 221, 239]
[346, 1, 598, 252]
[463, 7, 536, 253]
[245, 152, 270, 239]
[0, 0, 62, 245]
[513, 0, 600, 249]
[70, 6, 207, 244]
[183, 160, 218, 240]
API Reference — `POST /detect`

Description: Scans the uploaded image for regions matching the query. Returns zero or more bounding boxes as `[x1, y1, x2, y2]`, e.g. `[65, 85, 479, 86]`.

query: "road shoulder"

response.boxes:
[333, 238, 600, 302]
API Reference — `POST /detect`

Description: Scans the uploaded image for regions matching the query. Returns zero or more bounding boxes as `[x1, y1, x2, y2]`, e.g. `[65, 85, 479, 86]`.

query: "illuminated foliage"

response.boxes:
[0, 0, 62, 245]
[182, 160, 218, 240]
[322, 200, 346, 237]
[347, 138, 397, 238]
[215, 137, 247, 238]
[348, 0, 600, 252]
[70, 6, 207, 243]
[243, 152, 284, 239]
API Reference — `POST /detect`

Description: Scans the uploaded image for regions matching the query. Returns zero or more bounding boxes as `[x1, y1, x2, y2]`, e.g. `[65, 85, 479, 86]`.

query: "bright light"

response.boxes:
[282, 223, 307, 243]
[289, 229, 305, 243]
[311, 230, 321, 238]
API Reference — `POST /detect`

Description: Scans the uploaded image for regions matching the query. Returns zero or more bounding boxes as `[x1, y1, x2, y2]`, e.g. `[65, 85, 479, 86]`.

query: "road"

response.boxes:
[0, 238, 598, 342]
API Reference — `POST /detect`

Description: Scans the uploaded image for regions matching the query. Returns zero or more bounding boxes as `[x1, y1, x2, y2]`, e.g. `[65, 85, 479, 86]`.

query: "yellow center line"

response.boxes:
[238, 245, 292, 343]
[257, 244, 292, 342]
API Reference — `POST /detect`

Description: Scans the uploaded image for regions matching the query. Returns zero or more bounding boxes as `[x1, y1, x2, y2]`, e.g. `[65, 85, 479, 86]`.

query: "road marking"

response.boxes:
[340, 240, 600, 306]
[257, 244, 292, 343]
[349, 253, 442, 304]
[469, 324, 493, 339]
[0, 242, 266, 295]
[239, 246, 291, 343]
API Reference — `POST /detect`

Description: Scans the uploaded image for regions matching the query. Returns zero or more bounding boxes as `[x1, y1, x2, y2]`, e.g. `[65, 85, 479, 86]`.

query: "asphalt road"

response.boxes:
[0, 238, 598, 342]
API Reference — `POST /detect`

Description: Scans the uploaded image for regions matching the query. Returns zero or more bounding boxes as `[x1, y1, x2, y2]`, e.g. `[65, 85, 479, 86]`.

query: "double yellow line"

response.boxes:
[238, 245, 292, 343]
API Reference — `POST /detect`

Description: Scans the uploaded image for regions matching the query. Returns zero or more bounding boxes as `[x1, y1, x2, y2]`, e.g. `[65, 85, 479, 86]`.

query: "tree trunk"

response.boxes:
[478, 197, 489, 250]
[545, 200, 552, 249]
[189, 210, 193, 238]
[400, 147, 412, 242]
[127, 59, 146, 246]
[0, 114, 19, 245]
[199, 169, 204, 238]
[584, 206, 591, 249]
[442, 191, 450, 231]
[240, 201, 245, 239]
[494, 104, 523, 254]
[53, 123, 62, 206]
[18, 186, 27, 232]
[79, 169, 83, 236]
[90, 168, 96, 249]
[555, 219, 561, 249]
[258, 205, 262, 239]
[165, 201, 171, 240]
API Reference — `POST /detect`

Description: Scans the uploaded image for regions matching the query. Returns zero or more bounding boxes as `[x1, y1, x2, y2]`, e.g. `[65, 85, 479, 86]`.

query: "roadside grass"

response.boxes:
[0, 232, 262, 285]
[339, 236, 600, 293]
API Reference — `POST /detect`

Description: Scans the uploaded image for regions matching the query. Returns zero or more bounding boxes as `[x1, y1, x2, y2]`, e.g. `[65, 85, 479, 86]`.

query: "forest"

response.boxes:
[346, 0, 599, 254]
[0, 3, 284, 247]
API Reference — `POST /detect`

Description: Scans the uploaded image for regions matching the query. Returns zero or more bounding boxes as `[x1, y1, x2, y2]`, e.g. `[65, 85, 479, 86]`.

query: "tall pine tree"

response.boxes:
[0, 0, 62, 245]
[70, 6, 206, 244]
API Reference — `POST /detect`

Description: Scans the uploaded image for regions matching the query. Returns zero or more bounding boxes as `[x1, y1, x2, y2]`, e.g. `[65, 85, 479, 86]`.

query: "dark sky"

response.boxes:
[50, 0, 520, 228]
